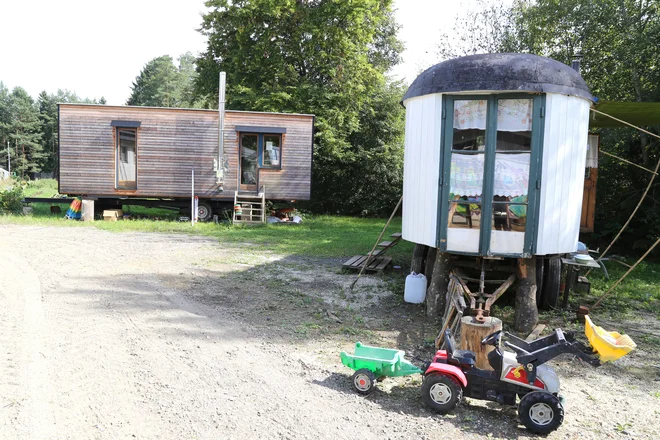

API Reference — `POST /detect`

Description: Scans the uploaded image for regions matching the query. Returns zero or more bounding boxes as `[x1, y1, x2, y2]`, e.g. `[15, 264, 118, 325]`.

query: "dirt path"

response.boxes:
[0, 224, 658, 440]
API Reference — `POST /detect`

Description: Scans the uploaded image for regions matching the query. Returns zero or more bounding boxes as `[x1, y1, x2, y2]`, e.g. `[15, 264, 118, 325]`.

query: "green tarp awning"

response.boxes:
[590, 101, 660, 128]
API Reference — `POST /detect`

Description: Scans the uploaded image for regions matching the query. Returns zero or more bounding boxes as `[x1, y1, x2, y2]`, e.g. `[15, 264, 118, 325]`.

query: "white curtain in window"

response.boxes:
[450, 154, 484, 196]
[493, 153, 530, 197]
[586, 134, 599, 168]
[450, 153, 530, 197]
[497, 99, 533, 132]
[453, 100, 488, 130]
[453, 99, 533, 132]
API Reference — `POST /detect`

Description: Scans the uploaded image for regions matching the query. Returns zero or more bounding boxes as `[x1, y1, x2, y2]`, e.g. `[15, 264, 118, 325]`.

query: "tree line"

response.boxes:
[2, 0, 659, 246]
[0, 85, 105, 179]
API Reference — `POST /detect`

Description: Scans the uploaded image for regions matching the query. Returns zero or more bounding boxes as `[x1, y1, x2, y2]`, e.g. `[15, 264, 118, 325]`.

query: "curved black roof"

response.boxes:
[403, 53, 592, 102]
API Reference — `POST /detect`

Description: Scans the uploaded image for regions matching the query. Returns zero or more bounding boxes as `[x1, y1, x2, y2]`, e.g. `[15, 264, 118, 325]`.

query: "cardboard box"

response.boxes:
[103, 209, 123, 221]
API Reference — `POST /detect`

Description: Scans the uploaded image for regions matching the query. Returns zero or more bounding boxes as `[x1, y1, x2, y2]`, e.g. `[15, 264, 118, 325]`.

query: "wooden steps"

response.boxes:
[233, 187, 266, 224]
[343, 231, 403, 272]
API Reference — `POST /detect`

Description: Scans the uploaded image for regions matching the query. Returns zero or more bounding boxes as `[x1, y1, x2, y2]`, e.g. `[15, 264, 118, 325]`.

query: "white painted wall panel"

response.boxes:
[535, 94, 590, 255]
[402, 94, 443, 247]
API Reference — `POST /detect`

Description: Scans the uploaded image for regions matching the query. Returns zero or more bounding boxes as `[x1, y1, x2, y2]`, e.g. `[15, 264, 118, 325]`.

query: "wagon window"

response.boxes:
[448, 99, 486, 230]
[490, 98, 533, 254]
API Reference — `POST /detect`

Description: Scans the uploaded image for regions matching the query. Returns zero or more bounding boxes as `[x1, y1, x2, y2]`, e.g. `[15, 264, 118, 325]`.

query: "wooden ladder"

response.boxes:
[233, 187, 266, 224]
[342, 232, 403, 271]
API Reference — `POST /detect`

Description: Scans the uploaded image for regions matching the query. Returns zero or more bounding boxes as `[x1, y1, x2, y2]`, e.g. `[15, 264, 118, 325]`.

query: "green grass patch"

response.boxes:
[1, 208, 413, 261]
[577, 260, 660, 316]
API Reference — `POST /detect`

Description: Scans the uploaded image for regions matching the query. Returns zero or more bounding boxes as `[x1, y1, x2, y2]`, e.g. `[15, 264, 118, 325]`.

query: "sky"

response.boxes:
[0, 0, 461, 105]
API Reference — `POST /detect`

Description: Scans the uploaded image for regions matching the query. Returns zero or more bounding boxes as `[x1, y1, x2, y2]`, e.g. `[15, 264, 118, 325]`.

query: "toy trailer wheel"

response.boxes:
[421, 374, 462, 414]
[518, 392, 564, 434]
[351, 369, 377, 395]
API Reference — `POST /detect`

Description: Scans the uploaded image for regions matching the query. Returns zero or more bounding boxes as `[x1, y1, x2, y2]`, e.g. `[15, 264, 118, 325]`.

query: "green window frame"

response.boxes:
[437, 94, 545, 257]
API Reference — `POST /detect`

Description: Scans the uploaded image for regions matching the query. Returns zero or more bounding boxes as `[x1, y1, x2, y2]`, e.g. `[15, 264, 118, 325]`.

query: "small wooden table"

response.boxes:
[560, 257, 601, 308]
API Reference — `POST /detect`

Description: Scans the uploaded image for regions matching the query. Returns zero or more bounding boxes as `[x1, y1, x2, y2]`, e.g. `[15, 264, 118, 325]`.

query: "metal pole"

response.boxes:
[191, 169, 195, 226]
[217, 72, 226, 186]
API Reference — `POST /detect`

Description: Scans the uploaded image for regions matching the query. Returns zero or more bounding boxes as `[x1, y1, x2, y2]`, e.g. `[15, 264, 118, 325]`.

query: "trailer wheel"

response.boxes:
[541, 256, 561, 309]
[421, 373, 462, 414]
[351, 369, 377, 395]
[518, 391, 564, 434]
[197, 202, 213, 222]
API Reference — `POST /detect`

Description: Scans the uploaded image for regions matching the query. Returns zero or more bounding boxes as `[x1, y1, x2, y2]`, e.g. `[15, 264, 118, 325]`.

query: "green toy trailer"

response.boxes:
[340, 342, 423, 394]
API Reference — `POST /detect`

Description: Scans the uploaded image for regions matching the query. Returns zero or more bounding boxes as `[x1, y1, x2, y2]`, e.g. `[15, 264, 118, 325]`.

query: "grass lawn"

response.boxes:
[3, 179, 414, 262]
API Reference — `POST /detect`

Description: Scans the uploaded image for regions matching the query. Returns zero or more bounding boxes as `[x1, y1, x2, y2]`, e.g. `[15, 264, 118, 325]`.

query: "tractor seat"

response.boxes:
[451, 349, 476, 367]
[444, 329, 476, 367]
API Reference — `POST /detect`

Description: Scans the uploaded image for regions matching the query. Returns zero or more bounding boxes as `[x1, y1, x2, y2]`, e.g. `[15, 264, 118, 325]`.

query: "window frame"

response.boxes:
[115, 127, 138, 190]
[238, 132, 284, 172]
[437, 93, 545, 258]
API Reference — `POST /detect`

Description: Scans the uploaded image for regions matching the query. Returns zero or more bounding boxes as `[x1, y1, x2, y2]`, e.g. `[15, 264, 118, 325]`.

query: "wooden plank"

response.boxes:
[390, 232, 402, 238]
[373, 257, 392, 271]
[525, 324, 546, 342]
[343, 255, 362, 267]
[377, 241, 394, 247]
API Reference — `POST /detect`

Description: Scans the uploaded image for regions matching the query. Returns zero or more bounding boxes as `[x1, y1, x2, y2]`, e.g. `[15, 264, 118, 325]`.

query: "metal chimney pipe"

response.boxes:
[571, 54, 582, 73]
[217, 71, 226, 186]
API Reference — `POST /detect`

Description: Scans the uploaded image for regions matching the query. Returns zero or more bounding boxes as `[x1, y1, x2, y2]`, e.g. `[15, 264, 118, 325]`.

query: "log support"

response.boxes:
[426, 251, 450, 317]
[514, 257, 539, 333]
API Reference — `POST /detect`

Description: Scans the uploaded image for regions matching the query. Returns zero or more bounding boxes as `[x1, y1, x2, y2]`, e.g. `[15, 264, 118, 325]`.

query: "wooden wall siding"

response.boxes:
[224, 111, 313, 200]
[535, 94, 591, 255]
[59, 105, 313, 200]
[401, 94, 443, 247]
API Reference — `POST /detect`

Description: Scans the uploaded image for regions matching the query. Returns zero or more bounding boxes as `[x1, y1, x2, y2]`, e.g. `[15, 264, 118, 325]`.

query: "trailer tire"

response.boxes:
[541, 256, 561, 309]
[351, 369, 377, 395]
[518, 391, 564, 434]
[197, 202, 213, 222]
[421, 373, 462, 414]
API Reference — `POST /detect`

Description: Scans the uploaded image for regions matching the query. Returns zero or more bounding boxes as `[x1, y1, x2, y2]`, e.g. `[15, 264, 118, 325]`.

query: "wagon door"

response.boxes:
[439, 95, 543, 257]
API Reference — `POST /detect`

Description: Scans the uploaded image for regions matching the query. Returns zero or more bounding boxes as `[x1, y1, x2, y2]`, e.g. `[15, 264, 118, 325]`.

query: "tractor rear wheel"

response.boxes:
[421, 373, 462, 414]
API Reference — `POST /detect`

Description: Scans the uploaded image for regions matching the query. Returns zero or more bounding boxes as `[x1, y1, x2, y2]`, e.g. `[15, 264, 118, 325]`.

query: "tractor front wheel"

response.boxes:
[518, 391, 564, 434]
[351, 369, 377, 395]
[421, 373, 462, 414]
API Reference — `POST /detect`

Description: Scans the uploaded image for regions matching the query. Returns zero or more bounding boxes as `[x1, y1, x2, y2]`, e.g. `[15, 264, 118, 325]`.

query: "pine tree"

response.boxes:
[8, 88, 43, 179]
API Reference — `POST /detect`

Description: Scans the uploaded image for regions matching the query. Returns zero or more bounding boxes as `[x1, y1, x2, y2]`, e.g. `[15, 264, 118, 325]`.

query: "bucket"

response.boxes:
[404, 272, 427, 304]
[234, 204, 242, 215]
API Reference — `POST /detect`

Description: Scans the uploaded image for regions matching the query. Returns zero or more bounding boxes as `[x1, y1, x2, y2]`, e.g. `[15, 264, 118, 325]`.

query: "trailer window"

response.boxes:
[261, 134, 281, 169]
[116, 128, 137, 189]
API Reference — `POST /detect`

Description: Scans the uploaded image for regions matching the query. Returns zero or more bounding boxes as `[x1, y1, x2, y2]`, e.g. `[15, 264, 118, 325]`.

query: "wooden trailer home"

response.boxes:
[58, 103, 314, 220]
[401, 53, 596, 315]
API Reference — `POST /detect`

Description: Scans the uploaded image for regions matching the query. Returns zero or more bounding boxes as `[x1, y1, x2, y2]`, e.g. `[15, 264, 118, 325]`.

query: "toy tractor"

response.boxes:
[341, 316, 635, 434]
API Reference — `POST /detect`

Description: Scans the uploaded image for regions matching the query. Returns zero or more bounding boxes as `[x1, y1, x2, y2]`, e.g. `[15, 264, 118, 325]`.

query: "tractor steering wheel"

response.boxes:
[481, 330, 502, 347]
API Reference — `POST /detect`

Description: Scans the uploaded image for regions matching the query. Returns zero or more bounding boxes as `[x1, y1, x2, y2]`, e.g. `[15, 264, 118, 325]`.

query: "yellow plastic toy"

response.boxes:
[584, 315, 636, 362]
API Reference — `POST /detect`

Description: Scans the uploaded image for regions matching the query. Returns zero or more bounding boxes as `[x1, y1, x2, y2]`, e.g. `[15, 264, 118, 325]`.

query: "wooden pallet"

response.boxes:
[342, 232, 402, 271]
[233, 187, 266, 224]
[342, 255, 392, 272]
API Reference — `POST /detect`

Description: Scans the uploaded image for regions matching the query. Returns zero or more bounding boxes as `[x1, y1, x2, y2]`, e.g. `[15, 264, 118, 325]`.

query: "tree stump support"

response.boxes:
[459, 316, 503, 370]
[410, 244, 428, 274]
[514, 257, 539, 333]
[426, 251, 451, 317]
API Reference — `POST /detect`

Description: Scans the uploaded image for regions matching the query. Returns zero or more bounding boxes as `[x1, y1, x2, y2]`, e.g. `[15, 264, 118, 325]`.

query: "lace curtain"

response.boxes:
[450, 154, 530, 197]
[454, 99, 533, 132]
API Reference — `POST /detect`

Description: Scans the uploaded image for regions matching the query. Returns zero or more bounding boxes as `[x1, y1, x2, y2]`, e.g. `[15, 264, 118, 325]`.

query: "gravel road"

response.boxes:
[0, 224, 658, 440]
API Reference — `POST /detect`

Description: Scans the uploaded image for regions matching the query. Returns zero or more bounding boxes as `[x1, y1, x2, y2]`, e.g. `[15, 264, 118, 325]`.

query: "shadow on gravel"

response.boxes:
[65, 254, 439, 348]
[313, 373, 532, 438]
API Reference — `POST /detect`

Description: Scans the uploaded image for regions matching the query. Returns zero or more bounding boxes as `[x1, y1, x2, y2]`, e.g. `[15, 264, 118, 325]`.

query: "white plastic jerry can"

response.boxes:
[404, 272, 427, 303]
